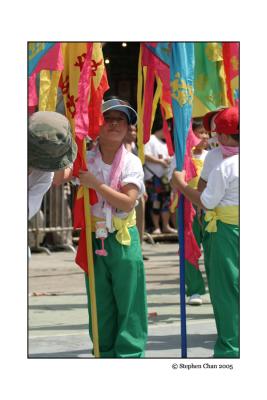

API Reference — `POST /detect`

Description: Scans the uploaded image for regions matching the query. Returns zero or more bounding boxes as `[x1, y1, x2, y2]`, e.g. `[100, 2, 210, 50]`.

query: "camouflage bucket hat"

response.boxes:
[28, 111, 77, 171]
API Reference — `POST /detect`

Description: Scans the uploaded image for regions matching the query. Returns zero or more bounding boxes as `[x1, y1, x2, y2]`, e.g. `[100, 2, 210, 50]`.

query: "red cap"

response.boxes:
[203, 107, 239, 135]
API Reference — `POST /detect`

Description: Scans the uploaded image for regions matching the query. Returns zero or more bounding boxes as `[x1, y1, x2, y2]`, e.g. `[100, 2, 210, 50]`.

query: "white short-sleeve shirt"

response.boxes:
[144, 134, 170, 180]
[87, 149, 145, 220]
[28, 169, 54, 219]
[200, 147, 223, 182]
[200, 155, 239, 209]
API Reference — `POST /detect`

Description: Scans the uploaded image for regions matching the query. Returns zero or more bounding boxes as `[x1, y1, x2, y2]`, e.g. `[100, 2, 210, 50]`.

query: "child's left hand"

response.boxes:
[173, 170, 186, 186]
[79, 170, 99, 189]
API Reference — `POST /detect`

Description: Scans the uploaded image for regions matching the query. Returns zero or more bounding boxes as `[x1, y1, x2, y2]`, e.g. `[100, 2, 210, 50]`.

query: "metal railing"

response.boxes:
[28, 182, 177, 255]
[28, 183, 77, 255]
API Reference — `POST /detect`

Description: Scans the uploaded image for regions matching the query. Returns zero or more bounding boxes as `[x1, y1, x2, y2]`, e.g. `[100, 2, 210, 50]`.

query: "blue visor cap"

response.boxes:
[102, 99, 138, 125]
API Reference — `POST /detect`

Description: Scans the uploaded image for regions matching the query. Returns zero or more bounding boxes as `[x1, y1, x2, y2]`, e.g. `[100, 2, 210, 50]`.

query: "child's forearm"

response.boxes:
[197, 177, 207, 193]
[171, 174, 205, 208]
[184, 185, 204, 208]
[175, 181, 204, 209]
[94, 182, 136, 213]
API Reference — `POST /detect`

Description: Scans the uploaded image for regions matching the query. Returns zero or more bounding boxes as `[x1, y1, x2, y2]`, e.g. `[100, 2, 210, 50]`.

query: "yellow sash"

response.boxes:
[91, 209, 136, 246]
[205, 206, 239, 233]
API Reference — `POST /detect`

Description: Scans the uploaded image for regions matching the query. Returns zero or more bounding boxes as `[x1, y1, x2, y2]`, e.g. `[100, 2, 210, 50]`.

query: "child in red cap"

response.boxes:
[171, 106, 239, 358]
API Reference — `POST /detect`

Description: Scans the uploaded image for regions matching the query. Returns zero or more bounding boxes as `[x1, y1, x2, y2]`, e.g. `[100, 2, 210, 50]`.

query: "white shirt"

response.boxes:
[200, 147, 223, 182]
[87, 149, 145, 221]
[28, 169, 54, 219]
[144, 134, 170, 180]
[200, 155, 239, 209]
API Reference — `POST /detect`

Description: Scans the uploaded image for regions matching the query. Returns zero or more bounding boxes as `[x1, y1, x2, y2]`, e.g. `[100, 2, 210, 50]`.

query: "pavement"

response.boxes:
[28, 240, 217, 358]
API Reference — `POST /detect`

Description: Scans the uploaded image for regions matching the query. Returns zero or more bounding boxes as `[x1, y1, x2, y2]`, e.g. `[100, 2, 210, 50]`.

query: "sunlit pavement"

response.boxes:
[28, 241, 216, 358]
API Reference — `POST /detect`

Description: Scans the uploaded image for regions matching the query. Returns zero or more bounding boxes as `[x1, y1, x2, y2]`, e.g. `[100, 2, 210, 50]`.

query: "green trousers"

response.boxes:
[185, 213, 206, 296]
[208, 221, 239, 358]
[202, 220, 211, 284]
[84, 226, 148, 358]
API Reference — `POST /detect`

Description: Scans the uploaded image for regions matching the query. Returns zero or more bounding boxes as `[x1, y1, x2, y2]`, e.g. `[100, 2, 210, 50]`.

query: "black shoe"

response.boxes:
[143, 255, 149, 261]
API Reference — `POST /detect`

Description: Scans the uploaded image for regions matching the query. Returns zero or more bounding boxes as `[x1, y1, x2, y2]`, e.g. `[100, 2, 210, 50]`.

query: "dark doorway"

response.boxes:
[102, 42, 140, 108]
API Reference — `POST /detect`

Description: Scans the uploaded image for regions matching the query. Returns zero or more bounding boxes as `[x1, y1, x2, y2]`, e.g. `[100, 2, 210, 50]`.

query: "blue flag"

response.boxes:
[28, 42, 56, 76]
[170, 43, 195, 170]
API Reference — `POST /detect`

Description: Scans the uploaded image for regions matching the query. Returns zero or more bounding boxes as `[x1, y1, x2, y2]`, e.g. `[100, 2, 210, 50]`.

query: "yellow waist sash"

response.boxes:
[204, 206, 239, 233]
[91, 209, 136, 246]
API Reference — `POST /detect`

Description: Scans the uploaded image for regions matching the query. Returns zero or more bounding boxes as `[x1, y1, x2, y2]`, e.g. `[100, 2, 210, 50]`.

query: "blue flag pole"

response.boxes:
[170, 42, 195, 358]
[177, 194, 187, 357]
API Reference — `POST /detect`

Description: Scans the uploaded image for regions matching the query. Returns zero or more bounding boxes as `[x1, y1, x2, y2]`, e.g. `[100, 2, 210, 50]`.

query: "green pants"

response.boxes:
[208, 221, 239, 358]
[85, 226, 148, 358]
[185, 213, 206, 296]
[202, 220, 211, 285]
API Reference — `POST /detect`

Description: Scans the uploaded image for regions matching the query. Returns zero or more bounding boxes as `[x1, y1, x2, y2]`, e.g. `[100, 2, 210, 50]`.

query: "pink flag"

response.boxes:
[74, 43, 93, 139]
[182, 123, 202, 268]
[31, 43, 64, 75]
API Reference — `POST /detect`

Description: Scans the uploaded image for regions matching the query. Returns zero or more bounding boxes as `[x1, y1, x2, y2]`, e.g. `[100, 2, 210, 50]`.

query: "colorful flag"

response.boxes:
[170, 43, 196, 357]
[60, 43, 109, 278]
[75, 228, 89, 272]
[193, 42, 229, 117]
[75, 43, 93, 139]
[28, 42, 64, 112]
[28, 42, 57, 76]
[182, 125, 202, 267]
[145, 42, 171, 66]
[170, 43, 194, 170]
[222, 42, 239, 105]
[170, 43, 201, 268]
[137, 43, 173, 163]
[59, 42, 98, 203]
[88, 43, 110, 140]
[141, 44, 157, 143]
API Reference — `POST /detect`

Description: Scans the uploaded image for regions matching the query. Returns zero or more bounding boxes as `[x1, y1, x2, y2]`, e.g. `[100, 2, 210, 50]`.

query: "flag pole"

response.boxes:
[177, 193, 187, 357]
[83, 142, 100, 358]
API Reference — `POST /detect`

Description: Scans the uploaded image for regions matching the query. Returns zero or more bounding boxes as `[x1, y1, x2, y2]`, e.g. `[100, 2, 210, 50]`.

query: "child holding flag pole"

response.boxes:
[171, 106, 239, 358]
[168, 119, 210, 305]
[71, 98, 148, 358]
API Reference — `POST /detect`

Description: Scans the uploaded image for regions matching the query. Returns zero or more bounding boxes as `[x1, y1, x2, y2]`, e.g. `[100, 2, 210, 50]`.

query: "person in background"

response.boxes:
[28, 111, 77, 220]
[144, 127, 176, 234]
